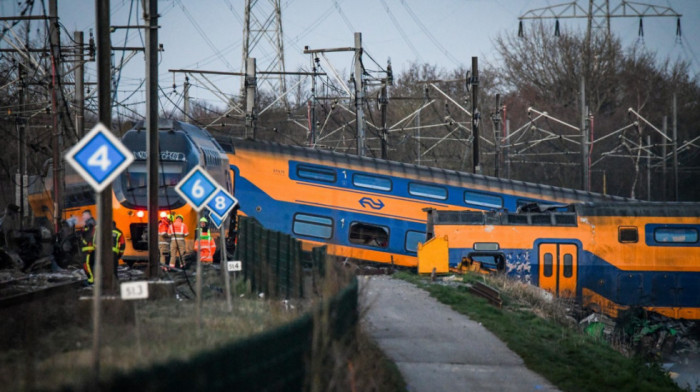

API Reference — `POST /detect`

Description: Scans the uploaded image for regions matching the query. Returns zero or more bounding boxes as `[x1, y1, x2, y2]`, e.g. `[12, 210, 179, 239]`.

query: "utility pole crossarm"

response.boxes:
[610, 2, 681, 18]
[519, 1, 680, 20]
[519, 2, 588, 20]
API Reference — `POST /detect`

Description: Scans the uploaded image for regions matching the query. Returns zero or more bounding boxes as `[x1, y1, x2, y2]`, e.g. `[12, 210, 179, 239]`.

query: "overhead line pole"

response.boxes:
[93, 0, 112, 381]
[471, 57, 480, 174]
[49, 0, 62, 234]
[17, 63, 26, 227]
[245, 57, 257, 139]
[145, 0, 160, 278]
[672, 93, 679, 201]
[354, 32, 365, 157]
[74, 31, 85, 137]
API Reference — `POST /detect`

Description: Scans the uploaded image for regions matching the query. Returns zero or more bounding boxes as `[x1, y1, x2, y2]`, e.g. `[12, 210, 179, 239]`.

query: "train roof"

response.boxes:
[218, 137, 628, 203]
[128, 119, 227, 158]
[573, 202, 700, 217]
[431, 202, 700, 227]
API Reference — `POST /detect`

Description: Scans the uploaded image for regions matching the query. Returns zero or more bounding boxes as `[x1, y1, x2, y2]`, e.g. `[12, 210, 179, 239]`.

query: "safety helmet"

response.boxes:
[175, 214, 184, 221]
[200, 217, 208, 223]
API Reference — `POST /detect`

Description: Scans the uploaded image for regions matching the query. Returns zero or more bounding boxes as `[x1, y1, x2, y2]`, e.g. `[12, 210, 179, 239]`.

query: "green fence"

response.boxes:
[82, 278, 358, 392]
[75, 217, 358, 391]
[235, 216, 304, 298]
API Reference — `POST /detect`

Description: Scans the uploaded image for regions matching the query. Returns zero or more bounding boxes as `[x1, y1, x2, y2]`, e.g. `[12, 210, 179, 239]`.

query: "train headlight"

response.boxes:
[136, 210, 145, 218]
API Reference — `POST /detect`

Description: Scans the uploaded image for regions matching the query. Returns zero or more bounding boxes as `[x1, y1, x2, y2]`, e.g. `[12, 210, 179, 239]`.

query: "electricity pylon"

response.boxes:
[241, 0, 287, 108]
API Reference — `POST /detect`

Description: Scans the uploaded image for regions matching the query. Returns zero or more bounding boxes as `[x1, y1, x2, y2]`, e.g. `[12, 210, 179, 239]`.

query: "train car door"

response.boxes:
[538, 243, 578, 298]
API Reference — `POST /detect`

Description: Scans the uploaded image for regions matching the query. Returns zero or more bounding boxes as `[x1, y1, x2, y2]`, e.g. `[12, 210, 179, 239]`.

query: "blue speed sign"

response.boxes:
[175, 166, 219, 211]
[65, 123, 134, 192]
[206, 188, 238, 219]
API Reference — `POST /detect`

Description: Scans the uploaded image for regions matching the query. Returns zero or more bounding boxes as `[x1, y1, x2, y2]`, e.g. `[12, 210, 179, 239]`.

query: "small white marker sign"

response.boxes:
[227, 261, 242, 272]
[120, 281, 149, 300]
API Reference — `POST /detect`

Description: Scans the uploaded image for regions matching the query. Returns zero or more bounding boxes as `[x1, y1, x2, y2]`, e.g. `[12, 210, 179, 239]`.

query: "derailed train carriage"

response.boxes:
[420, 203, 700, 319]
[218, 138, 625, 268]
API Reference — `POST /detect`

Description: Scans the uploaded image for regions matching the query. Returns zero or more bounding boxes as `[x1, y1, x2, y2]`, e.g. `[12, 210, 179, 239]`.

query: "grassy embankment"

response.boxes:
[396, 271, 682, 392]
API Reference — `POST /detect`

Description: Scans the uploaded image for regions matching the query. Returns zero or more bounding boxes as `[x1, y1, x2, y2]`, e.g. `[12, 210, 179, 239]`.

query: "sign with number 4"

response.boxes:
[227, 261, 242, 272]
[65, 123, 135, 192]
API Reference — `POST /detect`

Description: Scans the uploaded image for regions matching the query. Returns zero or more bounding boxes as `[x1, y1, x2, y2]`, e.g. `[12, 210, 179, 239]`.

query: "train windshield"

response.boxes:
[125, 161, 185, 190]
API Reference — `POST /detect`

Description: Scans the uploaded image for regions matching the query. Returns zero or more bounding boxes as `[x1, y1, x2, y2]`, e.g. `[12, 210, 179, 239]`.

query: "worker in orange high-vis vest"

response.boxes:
[194, 217, 216, 263]
[167, 214, 189, 268]
[158, 213, 172, 266]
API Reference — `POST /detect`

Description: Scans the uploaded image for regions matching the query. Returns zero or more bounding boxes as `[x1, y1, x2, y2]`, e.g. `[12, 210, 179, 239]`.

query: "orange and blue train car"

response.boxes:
[29, 119, 232, 264]
[424, 203, 700, 319]
[217, 138, 625, 268]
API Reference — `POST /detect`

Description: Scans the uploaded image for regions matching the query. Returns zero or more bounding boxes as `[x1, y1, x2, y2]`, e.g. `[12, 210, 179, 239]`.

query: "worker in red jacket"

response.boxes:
[168, 214, 189, 268]
[158, 213, 172, 266]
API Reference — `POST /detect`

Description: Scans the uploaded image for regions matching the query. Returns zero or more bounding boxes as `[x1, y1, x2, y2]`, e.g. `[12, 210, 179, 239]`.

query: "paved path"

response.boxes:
[361, 276, 559, 392]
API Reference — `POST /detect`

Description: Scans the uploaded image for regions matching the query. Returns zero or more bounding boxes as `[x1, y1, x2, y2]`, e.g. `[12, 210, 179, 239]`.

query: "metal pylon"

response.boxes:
[241, 0, 287, 108]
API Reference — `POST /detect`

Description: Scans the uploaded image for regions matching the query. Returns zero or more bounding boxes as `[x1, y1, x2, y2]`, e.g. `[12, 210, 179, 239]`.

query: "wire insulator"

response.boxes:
[555, 19, 560, 37]
[638, 18, 644, 38]
[518, 20, 524, 38]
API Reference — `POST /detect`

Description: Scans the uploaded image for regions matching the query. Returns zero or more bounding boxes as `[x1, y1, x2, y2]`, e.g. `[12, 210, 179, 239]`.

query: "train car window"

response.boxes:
[408, 182, 447, 200]
[125, 161, 184, 189]
[349, 222, 389, 248]
[654, 227, 699, 243]
[554, 214, 577, 226]
[619, 226, 638, 243]
[404, 230, 426, 253]
[292, 214, 333, 239]
[506, 214, 529, 225]
[297, 165, 336, 183]
[352, 173, 392, 191]
[531, 214, 553, 225]
[464, 191, 503, 209]
[469, 253, 506, 273]
[543, 253, 553, 277]
[563, 254, 573, 277]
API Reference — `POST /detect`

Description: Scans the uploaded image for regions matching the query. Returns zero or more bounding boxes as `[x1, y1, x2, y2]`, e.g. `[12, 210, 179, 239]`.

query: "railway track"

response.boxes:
[0, 274, 84, 309]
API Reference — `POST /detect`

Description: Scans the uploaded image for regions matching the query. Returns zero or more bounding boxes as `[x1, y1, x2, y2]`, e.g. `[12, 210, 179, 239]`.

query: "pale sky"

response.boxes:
[2, 0, 698, 116]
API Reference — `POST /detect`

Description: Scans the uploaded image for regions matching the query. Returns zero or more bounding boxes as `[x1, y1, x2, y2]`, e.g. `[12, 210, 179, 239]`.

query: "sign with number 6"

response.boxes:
[175, 166, 220, 211]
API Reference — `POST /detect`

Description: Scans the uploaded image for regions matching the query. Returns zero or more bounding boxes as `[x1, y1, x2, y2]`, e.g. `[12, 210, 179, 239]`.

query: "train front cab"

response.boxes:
[112, 120, 231, 263]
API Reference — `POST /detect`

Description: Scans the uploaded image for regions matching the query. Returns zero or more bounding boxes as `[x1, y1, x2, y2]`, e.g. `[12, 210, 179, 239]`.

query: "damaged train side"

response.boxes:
[422, 203, 700, 320]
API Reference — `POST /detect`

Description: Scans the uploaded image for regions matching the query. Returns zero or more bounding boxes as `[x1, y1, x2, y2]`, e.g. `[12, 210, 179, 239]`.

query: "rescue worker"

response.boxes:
[80, 210, 97, 284]
[194, 217, 216, 263]
[167, 214, 189, 268]
[0, 204, 21, 252]
[112, 221, 125, 278]
[158, 213, 172, 266]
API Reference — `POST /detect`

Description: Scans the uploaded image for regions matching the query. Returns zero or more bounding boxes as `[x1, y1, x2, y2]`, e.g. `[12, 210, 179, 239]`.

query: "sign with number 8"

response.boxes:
[206, 187, 238, 219]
